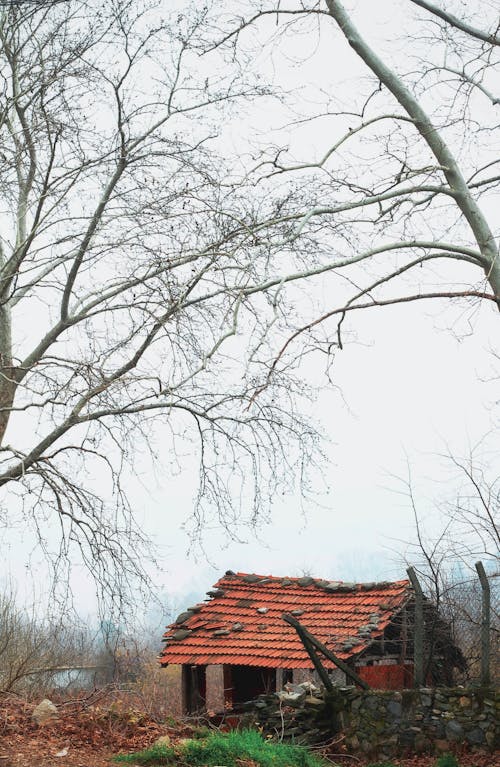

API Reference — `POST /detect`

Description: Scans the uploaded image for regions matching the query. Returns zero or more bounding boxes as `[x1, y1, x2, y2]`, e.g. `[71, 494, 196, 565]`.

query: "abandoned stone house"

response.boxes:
[160, 571, 463, 717]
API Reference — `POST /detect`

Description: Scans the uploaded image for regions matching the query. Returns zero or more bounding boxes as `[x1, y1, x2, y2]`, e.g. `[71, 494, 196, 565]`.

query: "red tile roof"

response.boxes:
[160, 572, 411, 669]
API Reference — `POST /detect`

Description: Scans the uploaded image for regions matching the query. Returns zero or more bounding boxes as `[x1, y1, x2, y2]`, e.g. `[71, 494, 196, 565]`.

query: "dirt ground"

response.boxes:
[0, 695, 498, 767]
[0, 694, 177, 767]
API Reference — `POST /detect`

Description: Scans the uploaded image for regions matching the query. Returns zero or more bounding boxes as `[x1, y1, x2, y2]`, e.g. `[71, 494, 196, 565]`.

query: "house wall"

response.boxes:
[276, 668, 294, 689]
[164, 664, 218, 716]
[205, 664, 229, 712]
[164, 660, 408, 717]
[165, 664, 280, 715]
[357, 662, 413, 689]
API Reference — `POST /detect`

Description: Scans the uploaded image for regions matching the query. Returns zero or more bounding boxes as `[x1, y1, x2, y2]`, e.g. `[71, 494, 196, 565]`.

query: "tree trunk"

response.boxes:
[325, 0, 500, 308]
[0, 304, 16, 446]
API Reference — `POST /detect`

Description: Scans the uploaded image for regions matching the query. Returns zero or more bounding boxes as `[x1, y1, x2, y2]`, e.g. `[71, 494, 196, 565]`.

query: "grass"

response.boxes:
[114, 728, 327, 767]
[435, 756, 459, 767]
[115, 730, 464, 767]
[365, 758, 460, 767]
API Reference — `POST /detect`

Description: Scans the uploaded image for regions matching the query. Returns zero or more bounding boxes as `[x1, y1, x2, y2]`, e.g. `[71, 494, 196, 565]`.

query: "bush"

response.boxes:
[114, 729, 327, 767]
[0, 590, 106, 697]
[115, 743, 173, 765]
[435, 755, 459, 767]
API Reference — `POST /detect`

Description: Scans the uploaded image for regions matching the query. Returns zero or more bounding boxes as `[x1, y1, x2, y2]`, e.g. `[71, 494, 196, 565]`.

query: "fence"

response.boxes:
[398, 563, 498, 687]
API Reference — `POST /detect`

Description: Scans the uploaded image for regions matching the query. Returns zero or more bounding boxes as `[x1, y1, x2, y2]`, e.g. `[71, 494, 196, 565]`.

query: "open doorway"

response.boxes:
[230, 665, 276, 706]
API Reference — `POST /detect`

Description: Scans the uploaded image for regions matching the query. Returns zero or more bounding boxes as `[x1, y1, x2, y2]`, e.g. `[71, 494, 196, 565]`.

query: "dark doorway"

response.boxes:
[185, 665, 206, 714]
[230, 665, 276, 706]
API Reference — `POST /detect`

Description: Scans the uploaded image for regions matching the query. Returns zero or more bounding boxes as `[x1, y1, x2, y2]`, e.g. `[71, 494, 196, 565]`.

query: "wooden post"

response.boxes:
[407, 566, 424, 687]
[283, 614, 370, 690]
[475, 561, 491, 687]
[295, 625, 334, 692]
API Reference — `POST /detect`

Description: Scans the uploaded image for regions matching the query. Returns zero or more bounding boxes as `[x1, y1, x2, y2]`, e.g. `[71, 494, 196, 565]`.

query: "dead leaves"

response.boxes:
[0, 692, 189, 767]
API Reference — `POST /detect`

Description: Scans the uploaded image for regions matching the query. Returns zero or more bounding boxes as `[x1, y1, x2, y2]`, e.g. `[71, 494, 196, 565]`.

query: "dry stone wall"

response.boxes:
[242, 685, 499, 758]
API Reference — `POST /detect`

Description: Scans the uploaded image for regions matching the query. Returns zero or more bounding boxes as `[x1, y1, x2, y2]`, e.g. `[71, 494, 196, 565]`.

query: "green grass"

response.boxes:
[365, 758, 461, 767]
[114, 728, 328, 767]
[435, 756, 459, 767]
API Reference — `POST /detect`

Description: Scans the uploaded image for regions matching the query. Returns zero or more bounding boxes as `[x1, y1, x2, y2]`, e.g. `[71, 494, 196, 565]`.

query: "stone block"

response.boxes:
[414, 734, 430, 753]
[154, 735, 171, 748]
[466, 727, 485, 745]
[445, 720, 463, 740]
[32, 699, 58, 725]
[175, 611, 194, 624]
[387, 700, 402, 718]
[434, 739, 451, 753]
[304, 696, 324, 708]
[485, 730, 497, 748]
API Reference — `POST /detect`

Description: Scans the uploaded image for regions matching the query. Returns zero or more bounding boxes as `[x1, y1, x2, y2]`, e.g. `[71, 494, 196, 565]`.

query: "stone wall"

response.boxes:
[243, 685, 499, 758]
[339, 687, 499, 758]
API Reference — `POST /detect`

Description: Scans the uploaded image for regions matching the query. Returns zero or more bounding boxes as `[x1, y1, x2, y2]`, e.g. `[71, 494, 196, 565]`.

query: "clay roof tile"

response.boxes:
[160, 571, 410, 669]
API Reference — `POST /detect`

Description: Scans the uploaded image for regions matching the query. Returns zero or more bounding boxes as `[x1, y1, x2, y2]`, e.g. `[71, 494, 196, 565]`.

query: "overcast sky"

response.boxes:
[138, 298, 498, 615]
[1, 0, 498, 624]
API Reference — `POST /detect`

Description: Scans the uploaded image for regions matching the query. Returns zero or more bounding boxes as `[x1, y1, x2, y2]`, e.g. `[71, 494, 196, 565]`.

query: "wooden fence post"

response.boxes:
[475, 561, 491, 687]
[407, 566, 424, 687]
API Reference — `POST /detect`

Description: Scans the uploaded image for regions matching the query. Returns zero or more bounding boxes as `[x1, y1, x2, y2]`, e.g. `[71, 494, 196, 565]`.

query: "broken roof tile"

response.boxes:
[160, 571, 410, 669]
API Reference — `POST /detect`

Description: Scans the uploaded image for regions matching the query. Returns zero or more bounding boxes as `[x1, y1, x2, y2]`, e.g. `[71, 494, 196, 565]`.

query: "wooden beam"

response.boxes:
[283, 614, 370, 690]
[294, 624, 334, 692]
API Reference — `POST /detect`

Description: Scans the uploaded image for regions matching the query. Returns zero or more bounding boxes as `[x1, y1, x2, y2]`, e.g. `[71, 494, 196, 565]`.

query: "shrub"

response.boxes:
[114, 728, 327, 767]
[114, 743, 174, 765]
[435, 755, 459, 767]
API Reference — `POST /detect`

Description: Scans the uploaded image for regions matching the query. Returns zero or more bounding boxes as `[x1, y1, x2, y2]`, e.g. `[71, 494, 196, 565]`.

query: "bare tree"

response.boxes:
[0, 588, 102, 695]
[215, 0, 498, 368]
[0, 0, 334, 609]
[1, 0, 498, 608]
[400, 448, 499, 683]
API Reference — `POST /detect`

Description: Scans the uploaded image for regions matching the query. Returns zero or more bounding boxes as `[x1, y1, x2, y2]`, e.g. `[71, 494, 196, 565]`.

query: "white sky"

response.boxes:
[5, 289, 497, 617]
[1, 0, 498, 624]
[137, 297, 498, 615]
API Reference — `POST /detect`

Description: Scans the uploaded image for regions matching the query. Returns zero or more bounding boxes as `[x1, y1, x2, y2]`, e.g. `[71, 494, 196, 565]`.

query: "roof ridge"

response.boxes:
[217, 571, 410, 590]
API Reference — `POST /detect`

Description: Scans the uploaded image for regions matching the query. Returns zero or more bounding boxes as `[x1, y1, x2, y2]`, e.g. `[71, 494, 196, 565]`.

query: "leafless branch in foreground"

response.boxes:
[0, 0, 498, 611]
